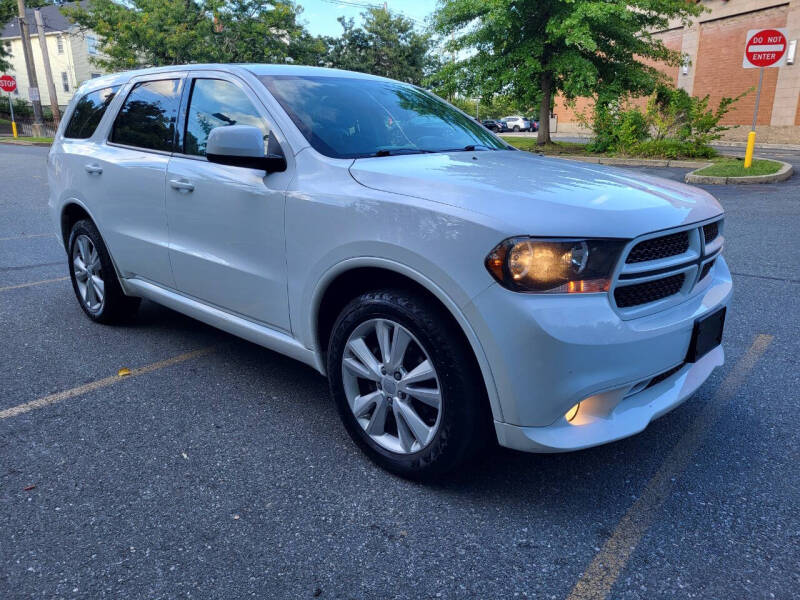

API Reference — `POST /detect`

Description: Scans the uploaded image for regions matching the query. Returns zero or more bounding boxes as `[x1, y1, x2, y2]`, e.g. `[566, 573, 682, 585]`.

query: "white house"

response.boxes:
[1, 2, 106, 109]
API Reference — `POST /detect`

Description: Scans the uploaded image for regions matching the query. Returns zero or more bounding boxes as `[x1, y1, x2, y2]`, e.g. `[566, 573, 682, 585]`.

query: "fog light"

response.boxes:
[565, 403, 580, 422]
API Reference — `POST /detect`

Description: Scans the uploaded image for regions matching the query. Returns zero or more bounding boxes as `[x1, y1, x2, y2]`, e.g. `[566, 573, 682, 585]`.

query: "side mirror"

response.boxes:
[206, 125, 287, 173]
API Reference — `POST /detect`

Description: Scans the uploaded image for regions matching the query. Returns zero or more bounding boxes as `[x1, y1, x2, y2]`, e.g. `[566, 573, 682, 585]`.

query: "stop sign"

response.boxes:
[743, 28, 788, 68]
[0, 74, 16, 93]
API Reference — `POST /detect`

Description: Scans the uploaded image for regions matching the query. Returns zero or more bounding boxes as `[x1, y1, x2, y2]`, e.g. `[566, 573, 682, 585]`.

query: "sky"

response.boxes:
[297, 0, 438, 37]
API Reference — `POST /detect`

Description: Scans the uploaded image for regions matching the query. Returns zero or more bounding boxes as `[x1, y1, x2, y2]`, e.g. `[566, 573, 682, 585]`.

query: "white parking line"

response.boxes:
[0, 276, 69, 292]
[0, 233, 54, 241]
[0, 347, 215, 420]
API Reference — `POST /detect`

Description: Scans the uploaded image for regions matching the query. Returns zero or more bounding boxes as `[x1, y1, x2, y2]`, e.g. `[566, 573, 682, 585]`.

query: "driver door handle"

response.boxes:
[84, 164, 103, 175]
[169, 178, 195, 192]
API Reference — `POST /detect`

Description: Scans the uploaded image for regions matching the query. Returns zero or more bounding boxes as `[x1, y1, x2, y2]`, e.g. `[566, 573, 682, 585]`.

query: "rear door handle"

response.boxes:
[169, 178, 195, 192]
[84, 164, 103, 175]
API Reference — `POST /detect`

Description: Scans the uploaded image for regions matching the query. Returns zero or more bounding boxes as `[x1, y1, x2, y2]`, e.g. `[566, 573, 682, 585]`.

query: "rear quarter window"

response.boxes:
[63, 86, 120, 139]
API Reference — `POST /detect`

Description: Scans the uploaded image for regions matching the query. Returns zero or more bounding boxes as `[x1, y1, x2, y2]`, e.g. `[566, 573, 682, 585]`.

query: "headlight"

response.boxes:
[485, 238, 626, 293]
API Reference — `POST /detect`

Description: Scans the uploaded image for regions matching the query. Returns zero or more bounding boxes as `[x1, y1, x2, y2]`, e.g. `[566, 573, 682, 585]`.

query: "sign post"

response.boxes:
[0, 74, 18, 138]
[742, 28, 788, 168]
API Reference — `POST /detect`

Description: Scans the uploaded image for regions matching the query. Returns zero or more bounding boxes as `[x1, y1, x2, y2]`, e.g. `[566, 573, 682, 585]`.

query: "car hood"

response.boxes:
[349, 150, 723, 238]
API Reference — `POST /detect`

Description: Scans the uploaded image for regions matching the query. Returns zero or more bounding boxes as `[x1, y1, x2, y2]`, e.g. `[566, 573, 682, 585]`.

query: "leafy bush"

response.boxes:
[0, 99, 55, 121]
[588, 84, 746, 158]
[587, 103, 649, 154]
[628, 139, 717, 159]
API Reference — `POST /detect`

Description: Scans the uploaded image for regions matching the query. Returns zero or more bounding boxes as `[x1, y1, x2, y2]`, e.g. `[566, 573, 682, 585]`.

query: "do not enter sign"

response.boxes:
[743, 28, 788, 68]
[0, 74, 16, 93]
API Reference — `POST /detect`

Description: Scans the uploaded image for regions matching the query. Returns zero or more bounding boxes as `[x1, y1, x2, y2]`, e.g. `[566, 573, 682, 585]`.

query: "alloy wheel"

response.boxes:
[72, 234, 105, 312]
[341, 318, 442, 454]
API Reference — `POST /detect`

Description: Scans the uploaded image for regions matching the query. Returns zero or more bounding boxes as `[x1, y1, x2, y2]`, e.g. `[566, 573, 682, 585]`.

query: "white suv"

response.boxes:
[503, 116, 531, 131]
[48, 65, 731, 478]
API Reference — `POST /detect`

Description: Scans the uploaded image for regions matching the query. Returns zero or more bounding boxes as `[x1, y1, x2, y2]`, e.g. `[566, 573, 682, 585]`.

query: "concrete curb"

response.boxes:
[684, 160, 794, 185]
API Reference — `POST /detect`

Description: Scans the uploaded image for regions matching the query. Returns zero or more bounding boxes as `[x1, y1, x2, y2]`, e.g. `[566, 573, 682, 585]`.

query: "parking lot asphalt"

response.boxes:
[1, 144, 798, 600]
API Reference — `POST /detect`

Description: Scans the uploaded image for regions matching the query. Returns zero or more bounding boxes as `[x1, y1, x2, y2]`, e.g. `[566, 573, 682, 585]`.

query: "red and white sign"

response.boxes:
[743, 28, 788, 69]
[0, 74, 17, 93]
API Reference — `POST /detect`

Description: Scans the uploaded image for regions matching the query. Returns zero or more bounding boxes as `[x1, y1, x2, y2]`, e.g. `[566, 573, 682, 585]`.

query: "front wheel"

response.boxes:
[327, 289, 490, 479]
[513, 125, 520, 132]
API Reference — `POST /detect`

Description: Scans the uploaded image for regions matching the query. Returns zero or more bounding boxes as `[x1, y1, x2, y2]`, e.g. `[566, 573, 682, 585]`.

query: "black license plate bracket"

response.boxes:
[686, 307, 726, 363]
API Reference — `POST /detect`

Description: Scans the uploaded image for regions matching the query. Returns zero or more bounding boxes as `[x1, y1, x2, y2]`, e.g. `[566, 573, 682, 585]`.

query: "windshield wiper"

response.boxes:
[370, 148, 434, 157]
[436, 144, 495, 153]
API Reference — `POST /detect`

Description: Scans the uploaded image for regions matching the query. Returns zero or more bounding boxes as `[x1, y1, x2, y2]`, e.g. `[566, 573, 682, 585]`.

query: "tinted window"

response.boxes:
[184, 79, 269, 156]
[260, 75, 506, 159]
[111, 79, 181, 152]
[63, 86, 120, 139]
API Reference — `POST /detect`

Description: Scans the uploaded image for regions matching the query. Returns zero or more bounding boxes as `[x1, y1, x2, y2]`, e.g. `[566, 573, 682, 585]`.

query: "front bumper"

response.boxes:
[464, 256, 733, 452]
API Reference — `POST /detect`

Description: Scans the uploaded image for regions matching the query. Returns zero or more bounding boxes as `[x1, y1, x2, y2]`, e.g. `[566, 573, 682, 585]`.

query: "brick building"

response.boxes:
[556, 0, 800, 144]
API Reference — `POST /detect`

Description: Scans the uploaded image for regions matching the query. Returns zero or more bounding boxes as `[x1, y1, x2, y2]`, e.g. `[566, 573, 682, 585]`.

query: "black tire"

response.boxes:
[327, 289, 490, 479]
[513, 125, 520, 132]
[67, 219, 140, 324]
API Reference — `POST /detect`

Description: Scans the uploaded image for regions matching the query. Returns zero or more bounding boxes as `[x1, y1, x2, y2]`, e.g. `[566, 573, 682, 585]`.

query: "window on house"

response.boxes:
[87, 36, 98, 55]
[56, 35, 64, 54]
[61, 72, 70, 93]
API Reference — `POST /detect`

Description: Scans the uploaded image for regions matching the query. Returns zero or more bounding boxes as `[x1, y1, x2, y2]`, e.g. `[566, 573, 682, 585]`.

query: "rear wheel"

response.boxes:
[513, 125, 520, 132]
[68, 219, 140, 323]
[327, 289, 489, 478]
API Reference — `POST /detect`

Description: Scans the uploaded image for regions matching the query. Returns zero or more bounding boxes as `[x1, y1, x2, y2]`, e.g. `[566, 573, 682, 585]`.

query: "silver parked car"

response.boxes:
[48, 64, 730, 478]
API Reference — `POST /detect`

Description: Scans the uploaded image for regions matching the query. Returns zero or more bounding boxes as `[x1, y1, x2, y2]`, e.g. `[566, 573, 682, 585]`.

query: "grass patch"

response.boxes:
[501, 136, 591, 155]
[0, 136, 53, 144]
[693, 158, 782, 178]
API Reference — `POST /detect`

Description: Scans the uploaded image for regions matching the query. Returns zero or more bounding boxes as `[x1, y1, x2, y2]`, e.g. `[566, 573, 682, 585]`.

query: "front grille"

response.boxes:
[645, 363, 685, 389]
[626, 231, 689, 264]
[699, 259, 715, 281]
[703, 221, 720, 243]
[614, 274, 685, 308]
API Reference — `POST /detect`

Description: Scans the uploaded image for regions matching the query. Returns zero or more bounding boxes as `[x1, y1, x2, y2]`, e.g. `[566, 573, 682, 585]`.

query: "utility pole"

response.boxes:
[34, 8, 60, 124]
[16, 0, 44, 135]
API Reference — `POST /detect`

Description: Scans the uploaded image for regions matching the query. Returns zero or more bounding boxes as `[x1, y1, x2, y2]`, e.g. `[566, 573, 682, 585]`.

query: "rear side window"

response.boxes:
[63, 86, 120, 139]
[111, 79, 181, 152]
[183, 78, 270, 157]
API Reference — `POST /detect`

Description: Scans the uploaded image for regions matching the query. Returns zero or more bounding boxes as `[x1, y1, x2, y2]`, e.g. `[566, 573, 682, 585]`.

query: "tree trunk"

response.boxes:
[537, 71, 553, 146]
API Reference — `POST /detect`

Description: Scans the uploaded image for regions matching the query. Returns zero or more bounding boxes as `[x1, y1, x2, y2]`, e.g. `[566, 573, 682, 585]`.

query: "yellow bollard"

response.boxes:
[744, 130, 756, 168]
[11, 121, 17, 138]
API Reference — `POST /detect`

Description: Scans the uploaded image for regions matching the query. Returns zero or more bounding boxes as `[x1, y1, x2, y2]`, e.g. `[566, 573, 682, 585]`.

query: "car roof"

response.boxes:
[74, 63, 398, 97]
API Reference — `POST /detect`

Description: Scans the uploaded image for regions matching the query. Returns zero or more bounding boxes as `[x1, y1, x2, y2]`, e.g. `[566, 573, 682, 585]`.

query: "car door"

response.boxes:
[90, 74, 185, 286]
[165, 73, 292, 331]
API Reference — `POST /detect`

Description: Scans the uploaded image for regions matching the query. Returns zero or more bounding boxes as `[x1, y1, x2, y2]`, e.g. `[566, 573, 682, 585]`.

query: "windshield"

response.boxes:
[259, 75, 508, 159]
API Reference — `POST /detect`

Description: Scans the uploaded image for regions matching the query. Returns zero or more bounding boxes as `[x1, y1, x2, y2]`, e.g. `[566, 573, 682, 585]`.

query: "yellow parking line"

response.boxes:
[0, 233, 54, 241]
[0, 347, 214, 420]
[567, 334, 773, 600]
[0, 276, 69, 292]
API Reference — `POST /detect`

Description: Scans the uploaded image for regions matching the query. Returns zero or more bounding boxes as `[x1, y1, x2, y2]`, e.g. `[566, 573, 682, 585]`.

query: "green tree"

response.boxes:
[63, 0, 326, 70]
[432, 0, 704, 145]
[0, 0, 48, 71]
[325, 7, 431, 85]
